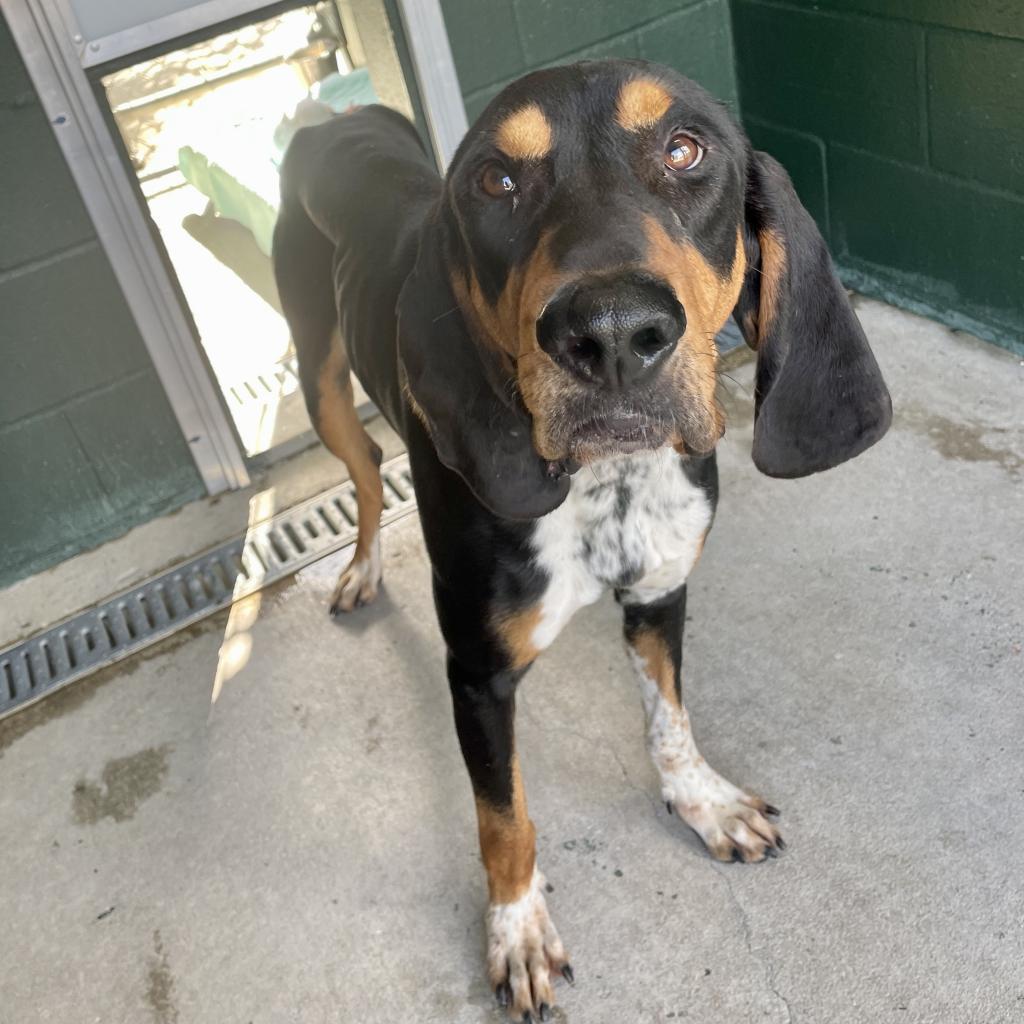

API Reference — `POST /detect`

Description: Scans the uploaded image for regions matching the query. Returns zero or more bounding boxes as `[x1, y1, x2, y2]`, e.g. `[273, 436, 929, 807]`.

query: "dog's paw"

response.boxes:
[487, 870, 573, 1022]
[667, 771, 783, 863]
[328, 537, 382, 615]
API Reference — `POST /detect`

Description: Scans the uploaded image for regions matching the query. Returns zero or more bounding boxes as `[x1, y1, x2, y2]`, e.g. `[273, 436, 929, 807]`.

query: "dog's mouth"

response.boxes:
[569, 413, 671, 461]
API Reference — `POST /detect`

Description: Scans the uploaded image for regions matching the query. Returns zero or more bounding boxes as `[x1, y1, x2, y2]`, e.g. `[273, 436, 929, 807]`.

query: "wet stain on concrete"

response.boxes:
[365, 714, 382, 754]
[147, 929, 179, 1024]
[72, 744, 172, 825]
[0, 614, 227, 761]
[898, 404, 1022, 478]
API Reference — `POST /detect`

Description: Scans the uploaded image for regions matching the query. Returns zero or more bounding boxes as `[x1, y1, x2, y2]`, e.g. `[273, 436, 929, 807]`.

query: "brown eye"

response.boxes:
[664, 134, 703, 171]
[481, 162, 517, 197]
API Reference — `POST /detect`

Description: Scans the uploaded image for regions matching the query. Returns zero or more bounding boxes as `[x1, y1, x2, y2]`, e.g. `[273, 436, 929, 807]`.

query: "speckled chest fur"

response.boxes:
[526, 449, 715, 651]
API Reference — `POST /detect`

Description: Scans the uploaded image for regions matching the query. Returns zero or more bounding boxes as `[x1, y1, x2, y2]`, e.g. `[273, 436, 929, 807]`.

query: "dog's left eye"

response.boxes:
[664, 134, 703, 172]
[480, 162, 517, 198]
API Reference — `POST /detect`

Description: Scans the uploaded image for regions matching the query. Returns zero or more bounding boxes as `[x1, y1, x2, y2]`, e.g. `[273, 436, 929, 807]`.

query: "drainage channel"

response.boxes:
[0, 453, 418, 722]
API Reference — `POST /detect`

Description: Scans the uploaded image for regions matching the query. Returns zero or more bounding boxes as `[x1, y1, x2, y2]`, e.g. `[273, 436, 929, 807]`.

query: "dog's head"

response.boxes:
[398, 60, 891, 518]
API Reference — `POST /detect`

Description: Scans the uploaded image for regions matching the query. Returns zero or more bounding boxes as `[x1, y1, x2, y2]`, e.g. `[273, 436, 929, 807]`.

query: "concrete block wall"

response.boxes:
[731, 0, 1024, 354]
[439, 0, 739, 122]
[0, 17, 203, 592]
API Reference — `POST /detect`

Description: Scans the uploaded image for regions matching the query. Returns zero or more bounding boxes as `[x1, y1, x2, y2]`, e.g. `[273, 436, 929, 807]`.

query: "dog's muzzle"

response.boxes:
[537, 273, 685, 391]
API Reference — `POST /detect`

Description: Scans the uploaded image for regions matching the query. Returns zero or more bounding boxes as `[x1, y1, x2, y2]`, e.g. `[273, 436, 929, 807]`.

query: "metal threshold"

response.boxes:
[0, 454, 417, 722]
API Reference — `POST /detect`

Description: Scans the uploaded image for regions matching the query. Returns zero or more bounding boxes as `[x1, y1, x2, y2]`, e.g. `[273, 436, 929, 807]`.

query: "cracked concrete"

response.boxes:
[712, 861, 794, 1023]
[0, 299, 1022, 1022]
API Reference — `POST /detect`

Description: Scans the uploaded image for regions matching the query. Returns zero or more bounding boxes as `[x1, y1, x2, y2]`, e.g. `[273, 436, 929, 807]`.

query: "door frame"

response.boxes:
[2, 0, 468, 494]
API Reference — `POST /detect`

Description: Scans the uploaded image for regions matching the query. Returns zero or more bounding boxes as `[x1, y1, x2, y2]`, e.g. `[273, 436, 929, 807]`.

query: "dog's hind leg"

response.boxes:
[311, 333, 385, 614]
[273, 203, 384, 614]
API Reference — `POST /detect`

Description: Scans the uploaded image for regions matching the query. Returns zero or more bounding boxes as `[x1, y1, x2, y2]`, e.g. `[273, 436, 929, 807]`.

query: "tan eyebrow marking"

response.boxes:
[616, 78, 673, 132]
[495, 103, 552, 160]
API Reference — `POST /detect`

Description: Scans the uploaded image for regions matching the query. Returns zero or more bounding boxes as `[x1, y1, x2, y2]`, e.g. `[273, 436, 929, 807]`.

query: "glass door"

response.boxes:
[97, 1, 415, 458]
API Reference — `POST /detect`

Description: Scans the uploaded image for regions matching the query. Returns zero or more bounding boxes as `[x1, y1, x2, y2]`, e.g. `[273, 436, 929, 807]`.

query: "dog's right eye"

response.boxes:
[480, 162, 517, 198]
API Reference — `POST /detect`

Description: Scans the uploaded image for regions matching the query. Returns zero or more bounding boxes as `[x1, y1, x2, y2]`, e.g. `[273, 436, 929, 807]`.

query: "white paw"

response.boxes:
[328, 535, 382, 615]
[487, 870, 573, 1021]
[666, 768, 783, 863]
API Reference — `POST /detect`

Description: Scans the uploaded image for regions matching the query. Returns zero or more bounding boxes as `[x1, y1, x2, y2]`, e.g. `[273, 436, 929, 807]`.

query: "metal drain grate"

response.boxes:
[225, 354, 302, 410]
[0, 454, 417, 722]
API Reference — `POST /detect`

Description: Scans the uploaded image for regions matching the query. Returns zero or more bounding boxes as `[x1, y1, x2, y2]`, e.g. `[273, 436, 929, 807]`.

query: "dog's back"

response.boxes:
[274, 105, 441, 430]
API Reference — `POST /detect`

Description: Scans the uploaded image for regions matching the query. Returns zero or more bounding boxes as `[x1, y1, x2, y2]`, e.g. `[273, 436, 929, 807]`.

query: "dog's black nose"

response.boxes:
[537, 276, 685, 389]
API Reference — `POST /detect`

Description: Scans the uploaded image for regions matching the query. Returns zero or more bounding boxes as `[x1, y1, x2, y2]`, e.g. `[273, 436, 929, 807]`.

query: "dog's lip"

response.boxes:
[569, 414, 670, 458]
[573, 414, 665, 444]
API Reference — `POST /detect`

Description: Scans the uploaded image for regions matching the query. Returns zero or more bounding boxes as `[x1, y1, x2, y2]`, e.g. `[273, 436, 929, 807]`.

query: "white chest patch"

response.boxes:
[528, 449, 713, 650]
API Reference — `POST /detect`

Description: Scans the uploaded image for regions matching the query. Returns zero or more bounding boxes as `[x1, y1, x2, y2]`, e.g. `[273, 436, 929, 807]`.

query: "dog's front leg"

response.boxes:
[448, 654, 572, 1022]
[620, 584, 785, 862]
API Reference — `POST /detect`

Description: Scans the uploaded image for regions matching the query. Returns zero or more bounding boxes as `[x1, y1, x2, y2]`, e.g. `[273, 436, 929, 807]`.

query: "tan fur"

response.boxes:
[449, 203, 747, 464]
[493, 605, 543, 670]
[495, 103, 553, 161]
[756, 229, 787, 341]
[476, 758, 537, 904]
[514, 238, 581, 458]
[616, 78, 673, 132]
[451, 271, 518, 361]
[642, 217, 746, 452]
[314, 333, 383, 566]
[630, 629, 680, 707]
[451, 232, 576, 460]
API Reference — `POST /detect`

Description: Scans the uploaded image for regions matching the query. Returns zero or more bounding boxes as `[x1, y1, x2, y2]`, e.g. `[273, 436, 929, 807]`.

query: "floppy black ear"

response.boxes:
[397, 213, 570, 520]
[734, 151, 892, 478]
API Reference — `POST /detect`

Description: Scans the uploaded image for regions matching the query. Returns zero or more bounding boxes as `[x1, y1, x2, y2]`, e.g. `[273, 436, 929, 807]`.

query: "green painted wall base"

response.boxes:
[838, 265, 1024, 360]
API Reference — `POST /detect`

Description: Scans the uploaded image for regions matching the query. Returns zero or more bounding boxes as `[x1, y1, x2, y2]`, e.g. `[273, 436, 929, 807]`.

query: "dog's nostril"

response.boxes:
[567, 336, 602, 364]
[630, 326, 669, 361]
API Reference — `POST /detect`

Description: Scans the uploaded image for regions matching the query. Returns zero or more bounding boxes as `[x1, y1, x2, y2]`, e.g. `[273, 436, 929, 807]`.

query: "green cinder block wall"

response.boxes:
[0, 17, 203, 593]
[443, 0, 1022, 351]
[730, 0, 1024, 354]
[440, 0, 740, 122]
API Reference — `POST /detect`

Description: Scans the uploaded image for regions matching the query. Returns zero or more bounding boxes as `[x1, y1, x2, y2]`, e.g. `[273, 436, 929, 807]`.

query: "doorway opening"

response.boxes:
[100, 3, 397, 459]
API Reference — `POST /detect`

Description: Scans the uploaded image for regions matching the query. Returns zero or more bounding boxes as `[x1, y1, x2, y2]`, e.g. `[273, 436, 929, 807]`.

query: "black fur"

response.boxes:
[272, 64, 890, 1008]
[735, 151, 893, 478]
[397, 212, 571, 520]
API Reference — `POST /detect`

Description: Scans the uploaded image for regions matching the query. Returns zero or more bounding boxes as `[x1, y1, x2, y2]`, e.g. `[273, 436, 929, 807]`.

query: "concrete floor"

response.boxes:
[1, 299, 1022, 1023]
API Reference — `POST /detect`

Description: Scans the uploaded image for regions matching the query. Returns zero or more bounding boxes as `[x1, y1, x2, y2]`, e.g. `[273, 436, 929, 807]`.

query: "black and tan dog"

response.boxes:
[273, 60, 891, 1021]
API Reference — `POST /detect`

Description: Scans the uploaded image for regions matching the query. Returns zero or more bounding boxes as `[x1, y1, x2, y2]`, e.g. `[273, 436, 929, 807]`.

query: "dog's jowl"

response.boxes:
[273, 59, 891, 1021]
